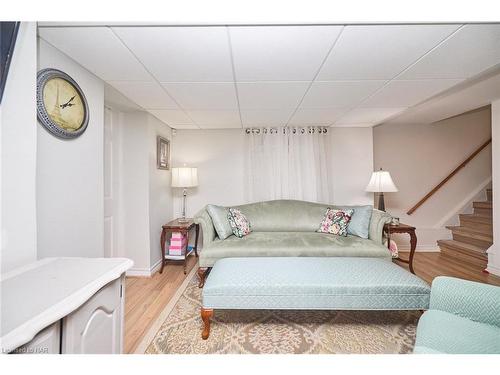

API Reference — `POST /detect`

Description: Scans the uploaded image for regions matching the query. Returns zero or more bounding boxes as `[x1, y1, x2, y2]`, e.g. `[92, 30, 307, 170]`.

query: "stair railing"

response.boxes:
[407, 138, 492, 215]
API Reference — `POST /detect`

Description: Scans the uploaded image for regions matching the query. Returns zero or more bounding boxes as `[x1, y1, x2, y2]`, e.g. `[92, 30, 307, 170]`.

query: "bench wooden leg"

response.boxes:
[197, 267, 209, 288]
[201, 308, 213, 340]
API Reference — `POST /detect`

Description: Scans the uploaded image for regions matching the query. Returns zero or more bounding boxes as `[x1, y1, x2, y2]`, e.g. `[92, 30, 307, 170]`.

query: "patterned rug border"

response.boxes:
[134, 264, 199, 354]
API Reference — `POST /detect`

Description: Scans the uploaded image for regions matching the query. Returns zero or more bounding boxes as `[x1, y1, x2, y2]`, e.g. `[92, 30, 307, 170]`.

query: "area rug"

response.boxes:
[136, 267, 421, 354]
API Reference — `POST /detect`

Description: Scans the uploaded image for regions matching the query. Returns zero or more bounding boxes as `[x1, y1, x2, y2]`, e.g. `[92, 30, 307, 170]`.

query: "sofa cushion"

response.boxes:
[415, 310, 500, 354]
[206, 204, 233, 240]
[199, 231, 390, 267]
[317, 208, 353, 236]
[228, 208, 252, 238]
[335, 205, 373, 239]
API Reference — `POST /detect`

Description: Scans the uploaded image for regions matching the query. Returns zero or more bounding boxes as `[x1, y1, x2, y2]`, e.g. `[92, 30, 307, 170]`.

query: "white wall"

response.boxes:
[120, 112, 151, 271]
[118, 111, 173, 275]
[1, 23, 38, 274]
[373, 107, 492, 250]
[172, 128, 373, 218]
[37, 39, 105, 258]
[148, 115, 173, 268]
[172, 129, 245, 218]
[329, 127, 373, 205]
[488, 100, 500, 276]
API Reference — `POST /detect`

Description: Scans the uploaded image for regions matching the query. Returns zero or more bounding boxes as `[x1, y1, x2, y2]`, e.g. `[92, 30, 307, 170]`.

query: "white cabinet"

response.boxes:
[13, 322, 61, 354]
[62, 277, 123, 354]
[1, 258, 132, 354]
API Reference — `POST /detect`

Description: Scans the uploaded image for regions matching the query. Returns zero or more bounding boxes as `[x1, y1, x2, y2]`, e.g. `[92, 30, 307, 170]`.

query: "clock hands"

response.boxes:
[60, 95, 76, 109]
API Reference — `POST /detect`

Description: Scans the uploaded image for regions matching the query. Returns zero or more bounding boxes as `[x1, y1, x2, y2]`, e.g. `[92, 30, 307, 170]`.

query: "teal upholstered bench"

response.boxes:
[200, 257, 430, 339]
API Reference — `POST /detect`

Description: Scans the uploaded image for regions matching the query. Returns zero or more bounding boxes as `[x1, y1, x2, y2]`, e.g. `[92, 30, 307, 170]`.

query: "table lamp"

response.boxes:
[365, 168, 398, 211]
[172, 167, 198, 222]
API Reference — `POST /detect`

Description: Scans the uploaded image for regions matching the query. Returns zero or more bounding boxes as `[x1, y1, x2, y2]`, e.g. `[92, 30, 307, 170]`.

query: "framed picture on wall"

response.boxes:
[157, 136, 170, 170]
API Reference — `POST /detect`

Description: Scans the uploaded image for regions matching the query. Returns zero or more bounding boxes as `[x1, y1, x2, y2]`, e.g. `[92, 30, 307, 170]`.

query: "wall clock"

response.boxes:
[37, 68, 89, 139]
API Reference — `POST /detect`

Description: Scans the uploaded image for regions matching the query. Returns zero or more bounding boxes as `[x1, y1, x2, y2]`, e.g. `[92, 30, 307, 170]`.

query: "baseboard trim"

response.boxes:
[126, 259, 163, 278]
[486, 264, 500, 277]
[150, 259, 162, 276]
[126, 268, 152, 277]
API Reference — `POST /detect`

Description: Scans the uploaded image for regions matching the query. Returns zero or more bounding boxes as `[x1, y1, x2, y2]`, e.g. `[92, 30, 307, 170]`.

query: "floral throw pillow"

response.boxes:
[227, 208, 252, 238]
[317, 208, 354, 236]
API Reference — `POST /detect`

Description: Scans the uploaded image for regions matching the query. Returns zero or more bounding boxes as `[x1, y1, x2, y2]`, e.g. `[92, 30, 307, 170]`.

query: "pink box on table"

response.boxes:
[169, 242, 186, 250]
[171, 232, 185, 239]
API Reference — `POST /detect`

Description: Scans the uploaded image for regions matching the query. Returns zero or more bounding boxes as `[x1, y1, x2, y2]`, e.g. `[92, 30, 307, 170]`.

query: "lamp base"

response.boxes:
[378, 193, 386, 212]
[178, 188, 188, 223]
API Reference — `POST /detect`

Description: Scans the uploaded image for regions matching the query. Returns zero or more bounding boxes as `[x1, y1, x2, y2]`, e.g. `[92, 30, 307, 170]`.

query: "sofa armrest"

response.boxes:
[368, 209, 392, 244]
[430, 276, 500, 327]
[194, 207, 216, 249]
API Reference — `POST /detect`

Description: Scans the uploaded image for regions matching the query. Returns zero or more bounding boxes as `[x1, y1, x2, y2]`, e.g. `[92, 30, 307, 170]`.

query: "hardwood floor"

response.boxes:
[124, 255, 198, 353]
[396, 252, 500, 286]
[124, 252, 500, 353]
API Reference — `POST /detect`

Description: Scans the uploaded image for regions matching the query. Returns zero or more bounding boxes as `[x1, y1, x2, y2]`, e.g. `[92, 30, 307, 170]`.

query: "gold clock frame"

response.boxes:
[36, 68, 89, 139]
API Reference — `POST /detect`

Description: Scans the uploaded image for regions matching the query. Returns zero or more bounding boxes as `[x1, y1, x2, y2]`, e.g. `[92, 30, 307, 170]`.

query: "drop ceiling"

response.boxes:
[38, 24, 500, 129]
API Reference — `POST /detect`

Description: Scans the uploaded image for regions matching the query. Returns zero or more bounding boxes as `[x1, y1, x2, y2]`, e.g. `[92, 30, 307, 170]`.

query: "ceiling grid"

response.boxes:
[38, 23, 500, 129]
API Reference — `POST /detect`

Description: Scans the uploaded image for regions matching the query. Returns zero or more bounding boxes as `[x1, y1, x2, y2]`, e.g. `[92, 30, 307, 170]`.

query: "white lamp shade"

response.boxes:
[171, 167, 198, 188]
[365, 170, 398, 192]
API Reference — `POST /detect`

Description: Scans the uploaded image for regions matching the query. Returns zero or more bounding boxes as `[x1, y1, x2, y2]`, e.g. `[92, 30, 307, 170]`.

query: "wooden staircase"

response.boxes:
[438, 188, 492, 268]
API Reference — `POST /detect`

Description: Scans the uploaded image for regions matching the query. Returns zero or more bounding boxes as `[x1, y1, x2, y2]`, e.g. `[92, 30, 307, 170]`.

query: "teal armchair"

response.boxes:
[414, 276, 500, 354]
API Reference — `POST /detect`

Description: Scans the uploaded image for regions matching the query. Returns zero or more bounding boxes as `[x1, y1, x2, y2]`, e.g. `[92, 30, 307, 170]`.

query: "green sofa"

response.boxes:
[414, 276, 500, 354]
[194, 200, 392, 269]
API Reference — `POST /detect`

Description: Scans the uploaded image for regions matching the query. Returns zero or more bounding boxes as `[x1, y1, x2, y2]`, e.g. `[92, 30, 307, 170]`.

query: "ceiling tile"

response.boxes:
[333, 123, 374, 128]
[161, 82, 238, 109]
[361, 79, 463, 107]
[399, 24, 500, 80]
[300, 80, 386, 109]
[240, 109, 294, 126]
[197, 123, 243, 129]
[237, 82, 309, 109]
[38, 27, 151, 81]
[148, 109, 195, 127]
[112, 27, 233, 82]
[186, 110, 241, 127]
[288, 108, 347, 125]
[164, 124, 200, 130]
[229, 26, 342, 81]
[104, 84, 143, 111]
[108, 81, 179, 109]
[317, 25, 460, 80]
[335, 107, 407, 125]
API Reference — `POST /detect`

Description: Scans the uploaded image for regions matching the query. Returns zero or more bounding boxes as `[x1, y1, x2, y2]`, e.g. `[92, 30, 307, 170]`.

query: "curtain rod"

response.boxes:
[245, 126, 328, 135]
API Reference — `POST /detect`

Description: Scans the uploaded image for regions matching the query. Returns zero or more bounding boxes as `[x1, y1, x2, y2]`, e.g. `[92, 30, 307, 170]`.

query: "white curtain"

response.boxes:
[244, 126, 331, 203]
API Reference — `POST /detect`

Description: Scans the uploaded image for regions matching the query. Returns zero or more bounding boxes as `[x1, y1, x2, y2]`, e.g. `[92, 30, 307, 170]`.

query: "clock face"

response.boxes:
[43, 77, 85, 132]
[37, 68, 89, 139]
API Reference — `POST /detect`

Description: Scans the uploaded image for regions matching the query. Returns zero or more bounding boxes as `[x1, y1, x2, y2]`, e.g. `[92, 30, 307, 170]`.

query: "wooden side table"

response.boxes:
[384, 223, 417, 274]
[160, 218, 199, 275]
